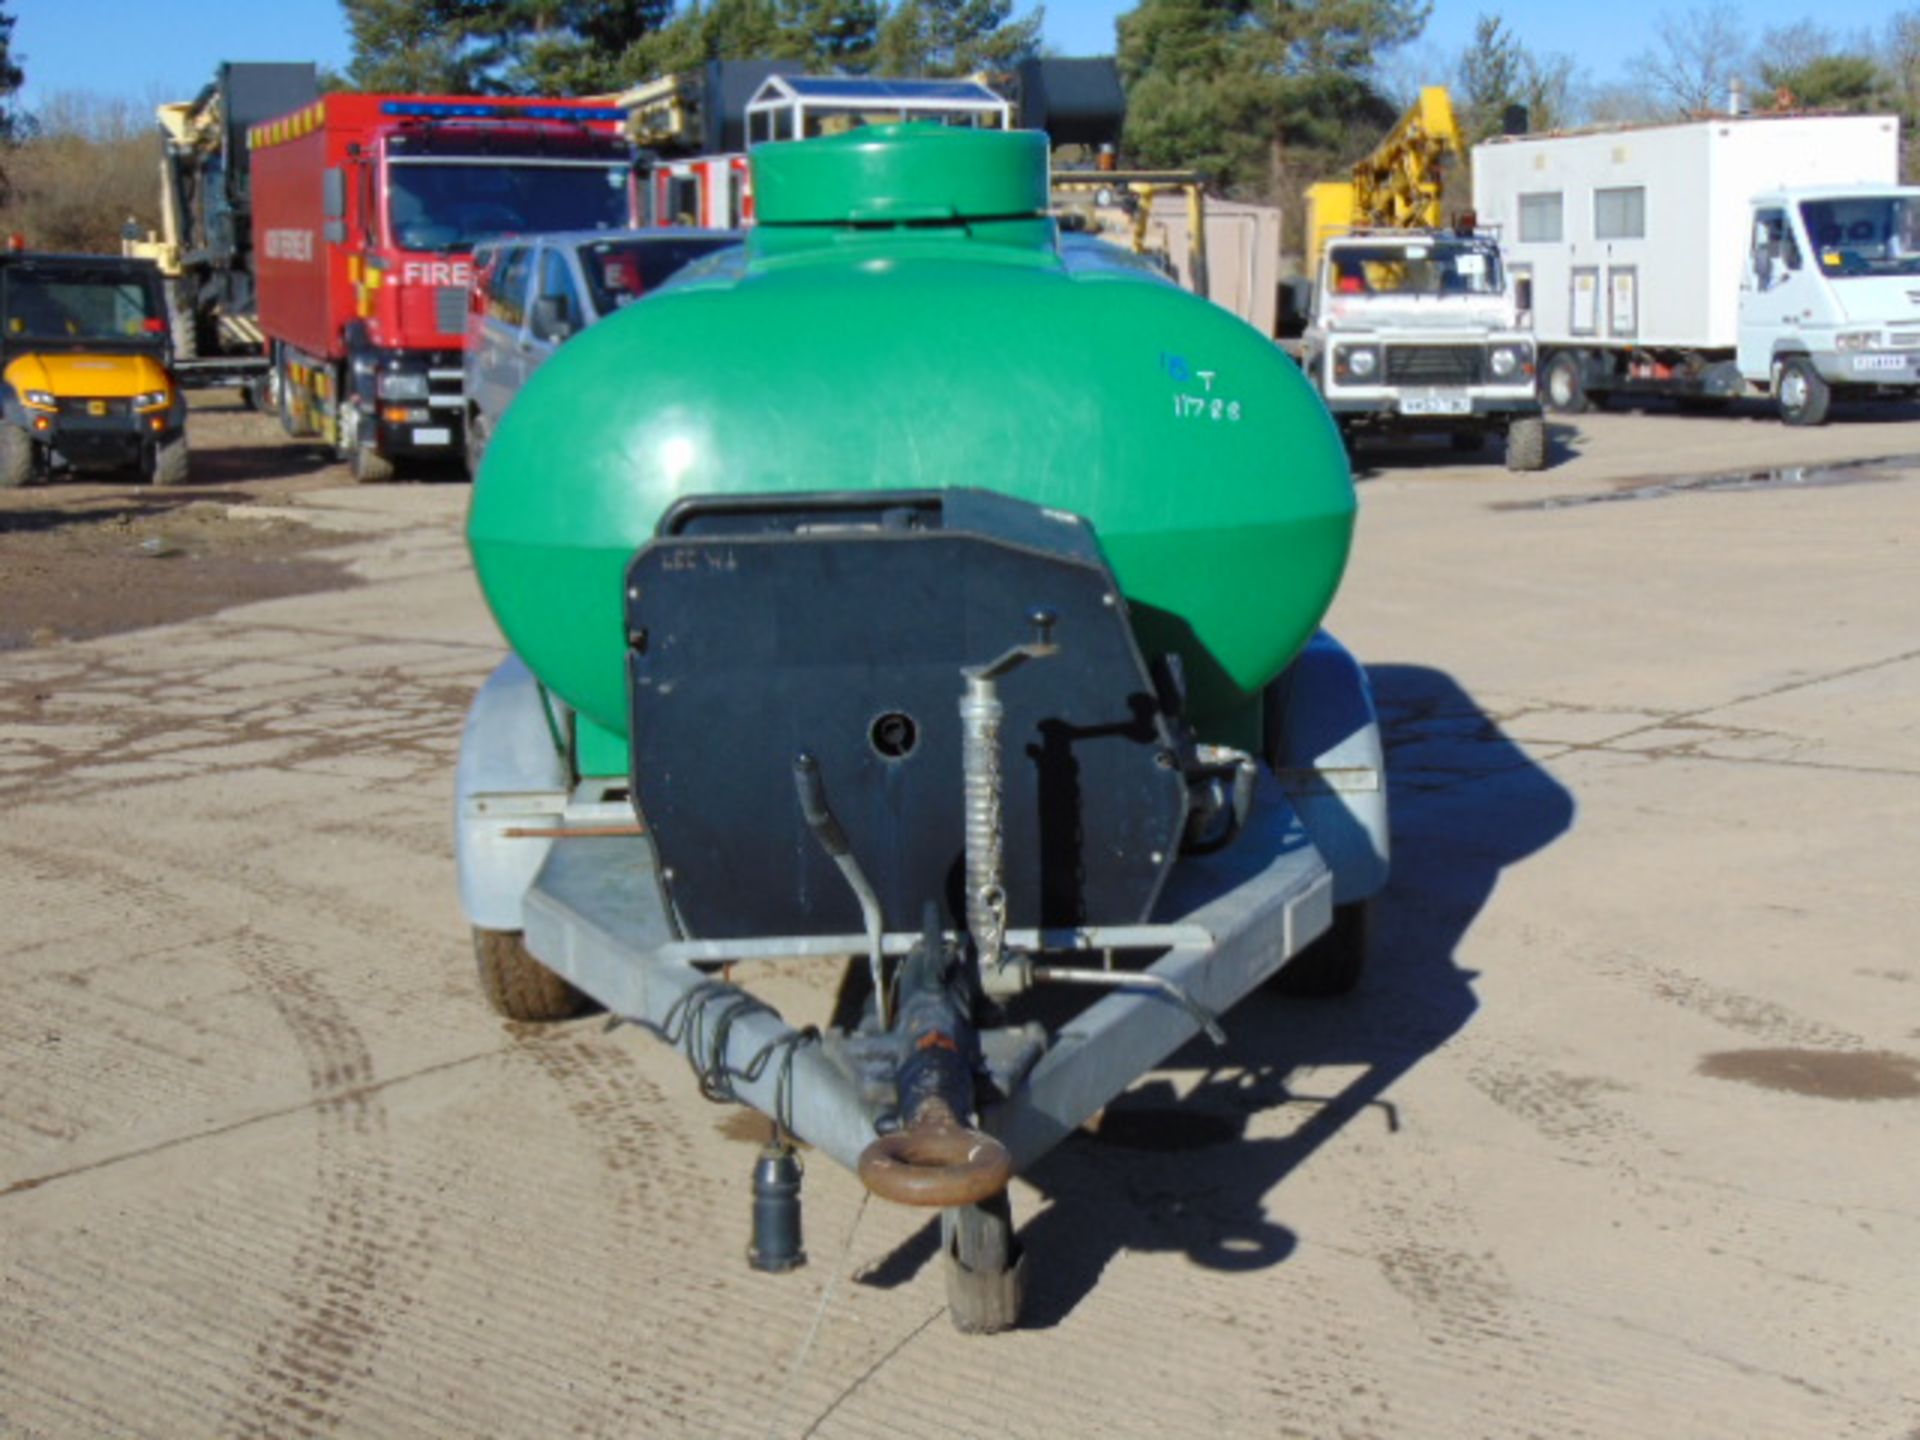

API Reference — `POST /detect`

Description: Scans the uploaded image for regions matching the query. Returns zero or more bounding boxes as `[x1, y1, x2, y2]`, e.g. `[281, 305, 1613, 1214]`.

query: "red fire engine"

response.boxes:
[647, 154, 754, 229]
[248, 95, 631, 480]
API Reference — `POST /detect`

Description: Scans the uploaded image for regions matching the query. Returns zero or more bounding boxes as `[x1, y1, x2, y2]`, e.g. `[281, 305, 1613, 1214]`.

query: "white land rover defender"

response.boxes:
[1303, 230, 1546, 470]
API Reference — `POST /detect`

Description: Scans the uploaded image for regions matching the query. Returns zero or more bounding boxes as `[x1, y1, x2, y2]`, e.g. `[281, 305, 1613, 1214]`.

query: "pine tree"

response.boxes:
[0, 1, 25, 205]
[1456, 12, 1571, 141]
[1116, 0, 1425, 200]
[778, 0, 883, 71]
[340, 0, 505, 92]
[0, 1, 25, 145]
[874, 0, 1042, 78]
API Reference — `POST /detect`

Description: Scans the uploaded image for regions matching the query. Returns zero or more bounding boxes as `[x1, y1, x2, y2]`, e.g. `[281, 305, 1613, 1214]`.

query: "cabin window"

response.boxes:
[1750, 208, 1801, 291]
[1518, 191, 1563, 243]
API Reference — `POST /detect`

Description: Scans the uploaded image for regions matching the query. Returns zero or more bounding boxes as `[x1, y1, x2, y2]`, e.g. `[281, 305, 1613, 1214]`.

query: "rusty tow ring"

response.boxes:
[857, 1093, 1011, 1209]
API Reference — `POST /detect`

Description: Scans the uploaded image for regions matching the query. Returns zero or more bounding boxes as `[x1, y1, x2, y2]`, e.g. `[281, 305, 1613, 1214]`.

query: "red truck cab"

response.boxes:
[249, 95, 631, 480]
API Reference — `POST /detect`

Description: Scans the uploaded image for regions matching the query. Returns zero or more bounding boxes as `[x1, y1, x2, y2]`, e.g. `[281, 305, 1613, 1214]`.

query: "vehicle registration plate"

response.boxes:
[413, 427, 452, 446]
[1399, 392, 1472, 416]
[1851, 354, 1910, 373]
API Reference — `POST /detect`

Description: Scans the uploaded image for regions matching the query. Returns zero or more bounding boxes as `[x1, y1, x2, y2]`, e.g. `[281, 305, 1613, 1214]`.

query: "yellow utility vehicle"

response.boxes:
[0, 250, 190, 487]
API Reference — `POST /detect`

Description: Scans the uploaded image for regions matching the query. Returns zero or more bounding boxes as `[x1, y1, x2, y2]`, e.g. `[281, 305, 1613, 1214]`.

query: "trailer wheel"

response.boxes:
[147, 436, 192, 487]
[1270, 901, 1368, 998]
[473, 926, 589, 1022]
[1542, 353, 1588, 414]
[942, 1191, 1026, 1334]
[1775, 357, 1831, 427]
[1504, 415, 1548, 472]
[0, 424, 35, 488]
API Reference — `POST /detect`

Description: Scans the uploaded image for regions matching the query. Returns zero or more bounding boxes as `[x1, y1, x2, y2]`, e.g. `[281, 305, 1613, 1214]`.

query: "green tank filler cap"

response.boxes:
[752, 123, 1049, 226]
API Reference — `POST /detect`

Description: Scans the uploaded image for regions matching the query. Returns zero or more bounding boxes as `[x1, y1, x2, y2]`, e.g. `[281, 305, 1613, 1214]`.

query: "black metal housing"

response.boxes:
[624, 489, 1188, 941]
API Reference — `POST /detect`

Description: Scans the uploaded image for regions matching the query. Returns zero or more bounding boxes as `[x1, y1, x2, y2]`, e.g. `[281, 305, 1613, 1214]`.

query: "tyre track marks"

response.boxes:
[219, 934, 438, 1440]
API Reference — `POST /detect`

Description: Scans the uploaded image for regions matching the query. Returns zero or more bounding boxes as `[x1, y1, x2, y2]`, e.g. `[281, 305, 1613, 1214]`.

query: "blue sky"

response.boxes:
[10, 0, 1902, 108]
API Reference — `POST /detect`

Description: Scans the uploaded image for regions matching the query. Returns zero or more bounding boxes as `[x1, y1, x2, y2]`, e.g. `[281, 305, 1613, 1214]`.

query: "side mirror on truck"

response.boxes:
[323, 168, 347, 245]
[531, 294, 574, 343]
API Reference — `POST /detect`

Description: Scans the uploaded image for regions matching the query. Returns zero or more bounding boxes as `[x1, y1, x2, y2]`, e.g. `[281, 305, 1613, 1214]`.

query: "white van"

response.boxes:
[464, 228, 739, 470]
[1472, 113, 1919, 424]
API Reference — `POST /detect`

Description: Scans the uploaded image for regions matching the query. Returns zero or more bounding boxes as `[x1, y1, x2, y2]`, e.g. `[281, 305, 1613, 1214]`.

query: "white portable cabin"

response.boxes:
[1471, 114, 1900, 351]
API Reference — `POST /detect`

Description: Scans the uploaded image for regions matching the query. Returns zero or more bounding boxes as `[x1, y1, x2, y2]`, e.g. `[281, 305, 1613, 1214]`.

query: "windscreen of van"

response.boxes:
[1799, 196, 1920, 277]
[581, 237, 737, 314]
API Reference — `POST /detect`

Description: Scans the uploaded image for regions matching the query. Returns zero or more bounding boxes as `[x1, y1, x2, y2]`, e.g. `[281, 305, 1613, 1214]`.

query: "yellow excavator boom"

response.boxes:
[1305, 86, 1463, 274]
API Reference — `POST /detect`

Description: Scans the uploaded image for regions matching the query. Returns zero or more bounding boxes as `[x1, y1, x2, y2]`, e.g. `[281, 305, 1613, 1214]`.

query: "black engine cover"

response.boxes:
[624, 490, 1188, 941]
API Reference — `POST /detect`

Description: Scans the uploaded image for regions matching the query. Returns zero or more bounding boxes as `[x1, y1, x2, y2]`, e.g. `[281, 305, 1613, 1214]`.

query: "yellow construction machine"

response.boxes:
[1304, 86, 1464, 276]
[1050, 169, 1211, 297]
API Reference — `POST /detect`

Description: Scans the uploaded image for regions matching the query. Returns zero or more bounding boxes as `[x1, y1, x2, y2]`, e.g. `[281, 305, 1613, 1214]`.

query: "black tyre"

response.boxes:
[1270, 901, 1369, 998]
[147, 436, 191, 487]
[340, 401, 397, 484]
[1505, 415, 1548, 472]
[0, 423, 35, 488]
[942, 1191, 1026, 1334]
[1542, 352, 1589, 414]
[464, 411, 488, 481]
[1775, 356, 1831, 427]
[473, 927, 589, 1022]
[168, 283, 199, 362]
[351, 441, 397, 484]
[276, 353, 313, 438]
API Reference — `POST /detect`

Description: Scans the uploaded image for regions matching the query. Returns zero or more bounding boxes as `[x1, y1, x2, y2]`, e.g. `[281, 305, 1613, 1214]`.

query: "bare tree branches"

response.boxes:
[1626, 3, 1748, 117]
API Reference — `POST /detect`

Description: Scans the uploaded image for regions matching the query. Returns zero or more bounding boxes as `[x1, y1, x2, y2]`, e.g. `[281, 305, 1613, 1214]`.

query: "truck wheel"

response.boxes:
[1505, 415, 1548, 471]
[0, 424, 35, 488]
[169, 283, 198, 362]
[942, 1191, 1026, 1334]
[351, 442, 397, 484]
[1270, 901, 1369, 998]
[147, 436, 191, 487]
[1775, 357, 1831, 427]
[339, 402, 397, 484]
[276, 356, 313, 438]
[473, 927, 589, 1022]
[465, 412, 488, 481]
[1542, 353, 1588, 414]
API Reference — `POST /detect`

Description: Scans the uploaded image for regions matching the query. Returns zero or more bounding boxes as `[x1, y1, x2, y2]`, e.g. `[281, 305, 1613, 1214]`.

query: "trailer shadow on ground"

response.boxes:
[854, 664, 1578, 1328]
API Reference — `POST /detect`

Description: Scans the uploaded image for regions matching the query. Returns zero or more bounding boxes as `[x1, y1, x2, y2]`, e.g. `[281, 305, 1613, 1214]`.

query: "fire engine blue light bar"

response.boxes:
[381, 102, 619, 121]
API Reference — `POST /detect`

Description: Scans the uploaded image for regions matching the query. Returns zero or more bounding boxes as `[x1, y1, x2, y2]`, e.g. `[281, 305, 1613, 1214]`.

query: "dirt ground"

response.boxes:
[0, 392, 469, 649]
[3, 389, 1919, 1439]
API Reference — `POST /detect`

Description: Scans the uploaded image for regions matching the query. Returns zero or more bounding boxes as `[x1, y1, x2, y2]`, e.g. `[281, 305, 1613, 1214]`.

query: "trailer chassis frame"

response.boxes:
[519, 770, 1335, 1176]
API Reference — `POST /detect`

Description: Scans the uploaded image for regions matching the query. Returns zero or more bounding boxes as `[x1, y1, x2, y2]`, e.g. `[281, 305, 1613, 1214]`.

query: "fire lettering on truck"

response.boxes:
[401, 260, 474, 287]
[264, 229, 315, 262]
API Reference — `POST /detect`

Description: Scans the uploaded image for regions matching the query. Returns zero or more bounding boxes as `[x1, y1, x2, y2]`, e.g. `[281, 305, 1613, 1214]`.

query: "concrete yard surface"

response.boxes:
[3, 401, 1918, 1438]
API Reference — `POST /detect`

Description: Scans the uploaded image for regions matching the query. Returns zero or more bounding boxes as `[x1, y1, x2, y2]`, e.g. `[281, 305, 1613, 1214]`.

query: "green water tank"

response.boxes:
[468, 124, 1354, 754]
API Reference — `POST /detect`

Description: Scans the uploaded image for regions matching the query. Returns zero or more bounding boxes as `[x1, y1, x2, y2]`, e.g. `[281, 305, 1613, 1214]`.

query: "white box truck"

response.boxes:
[1471, 112, 1920, 425]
